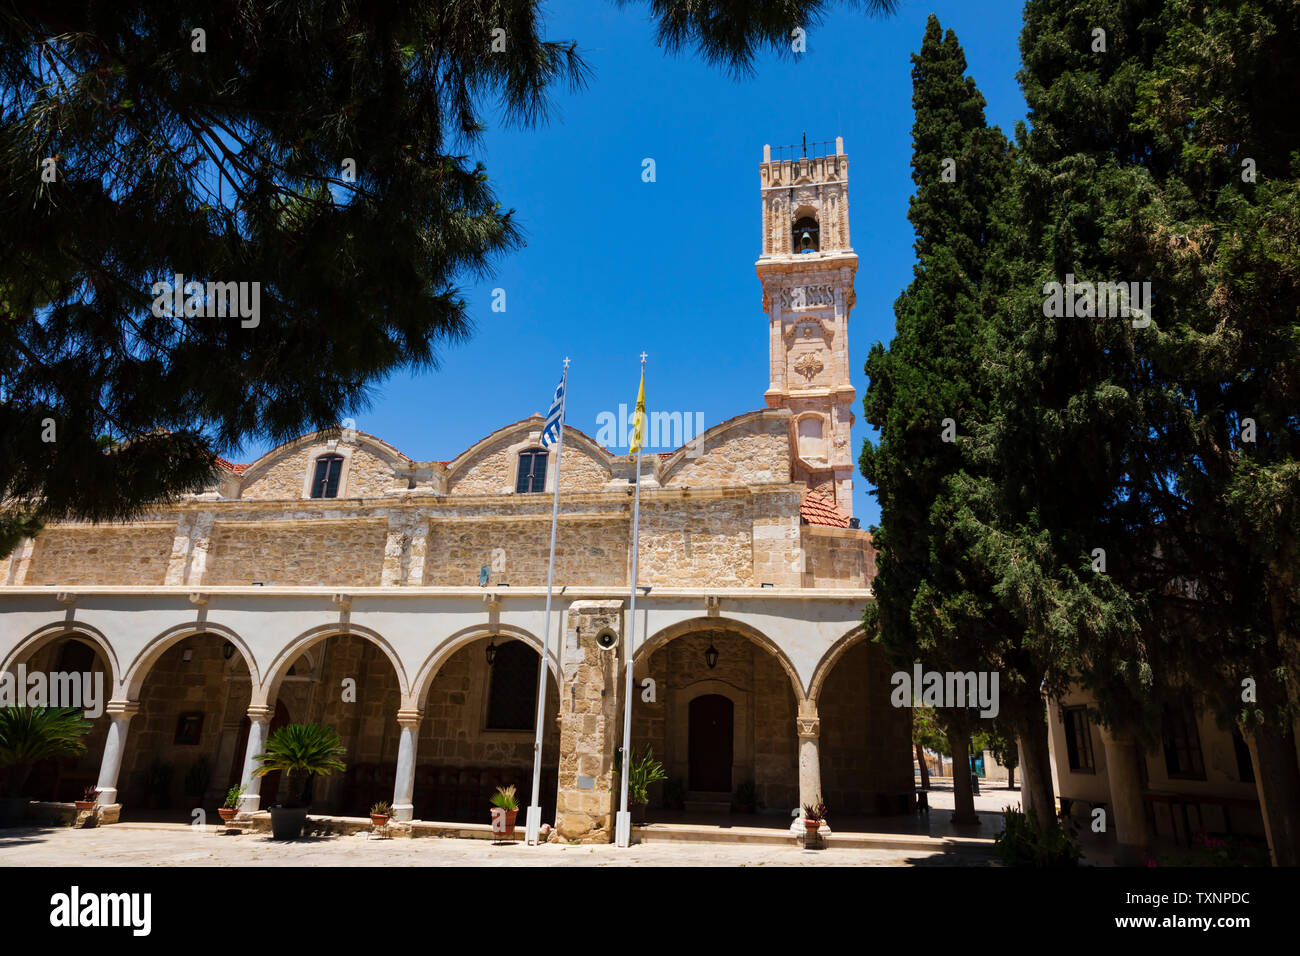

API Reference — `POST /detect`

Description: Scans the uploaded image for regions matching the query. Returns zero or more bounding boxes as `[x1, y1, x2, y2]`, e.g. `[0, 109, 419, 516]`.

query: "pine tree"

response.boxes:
[860, 15, 1011, 828]
[0, 1, 900, 556]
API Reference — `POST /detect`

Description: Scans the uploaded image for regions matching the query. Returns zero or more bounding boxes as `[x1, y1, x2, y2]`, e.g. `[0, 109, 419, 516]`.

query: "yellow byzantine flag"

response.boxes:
[629, 368, 647, 454]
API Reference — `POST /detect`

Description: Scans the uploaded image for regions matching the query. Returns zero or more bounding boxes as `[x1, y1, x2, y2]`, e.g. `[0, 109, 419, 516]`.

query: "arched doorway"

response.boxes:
[413, 636, 559, 823]
[120, 635, 252, 820]
[689, 694, 733, 793]
[5, 635, 113, 802]
[633, 626, 799, 812]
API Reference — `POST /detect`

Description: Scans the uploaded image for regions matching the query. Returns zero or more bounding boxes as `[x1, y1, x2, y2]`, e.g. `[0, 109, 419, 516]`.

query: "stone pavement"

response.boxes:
[0, 823, 995, 867]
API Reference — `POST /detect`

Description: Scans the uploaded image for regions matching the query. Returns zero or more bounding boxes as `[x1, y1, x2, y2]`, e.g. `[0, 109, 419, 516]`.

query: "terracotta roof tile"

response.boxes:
[800, 489, 851, 528]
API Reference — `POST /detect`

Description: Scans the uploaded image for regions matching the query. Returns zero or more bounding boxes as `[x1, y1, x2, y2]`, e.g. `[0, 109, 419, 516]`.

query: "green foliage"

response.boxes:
[612, 744, 668, 805]
[253, 723, 346, 808]
[733, 780, 758, 810]
[802, 800, 828, 822]
[489, 785, 518, 811]
[370, 800, 393, 817]
[223, 785, 245, 810]
[0, 706, 91, 796]
[0, 1, 902, 559]
[993, 808, 1081, 868]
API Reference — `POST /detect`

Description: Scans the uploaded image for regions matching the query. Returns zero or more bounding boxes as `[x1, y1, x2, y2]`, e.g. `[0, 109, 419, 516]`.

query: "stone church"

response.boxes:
[0, 139, 913, 841]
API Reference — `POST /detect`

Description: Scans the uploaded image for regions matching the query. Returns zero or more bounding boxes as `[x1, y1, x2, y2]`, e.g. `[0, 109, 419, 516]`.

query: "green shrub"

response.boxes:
[993, 807, 1082, 867]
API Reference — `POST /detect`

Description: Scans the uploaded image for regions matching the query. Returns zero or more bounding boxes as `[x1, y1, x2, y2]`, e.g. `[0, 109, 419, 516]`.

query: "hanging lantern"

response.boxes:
[485, 639, 498, 667]
[705, 642, 719, 669]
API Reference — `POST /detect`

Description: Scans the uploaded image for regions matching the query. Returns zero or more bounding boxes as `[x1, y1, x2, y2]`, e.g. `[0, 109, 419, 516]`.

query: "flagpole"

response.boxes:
[616, 352, 646, 848]
[526, 357, 569, 846]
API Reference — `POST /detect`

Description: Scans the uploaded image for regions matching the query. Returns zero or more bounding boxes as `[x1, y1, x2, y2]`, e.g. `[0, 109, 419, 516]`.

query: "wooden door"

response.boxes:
[688, 694, 733, 793]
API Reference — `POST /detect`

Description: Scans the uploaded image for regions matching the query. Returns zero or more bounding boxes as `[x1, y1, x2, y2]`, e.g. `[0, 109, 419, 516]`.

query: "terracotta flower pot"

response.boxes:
[804, 819, 822, 831]
[74, 801, 97, 811]
[370, 814, 390, 827]
[218, 807, 238, 823]
[491, 808, 518, 839]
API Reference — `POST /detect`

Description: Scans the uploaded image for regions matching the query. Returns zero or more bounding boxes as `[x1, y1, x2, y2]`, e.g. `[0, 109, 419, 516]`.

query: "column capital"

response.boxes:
[105, 700, 140, 719]
[396, 708, 423, 729]
[797, 716, 820, 739]
[246, 704, 274, 722]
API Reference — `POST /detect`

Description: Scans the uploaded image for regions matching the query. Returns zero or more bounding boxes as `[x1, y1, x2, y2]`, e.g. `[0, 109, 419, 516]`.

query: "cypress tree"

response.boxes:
[860, 15, 1011, 827]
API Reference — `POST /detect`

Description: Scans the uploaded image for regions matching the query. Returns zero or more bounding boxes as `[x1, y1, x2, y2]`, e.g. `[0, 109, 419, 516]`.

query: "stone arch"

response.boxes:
[410, 623, 560, 710]
[635, 616, 806, 703]
[808, 625, 869, 702]
[3, 621, 121, 693]
[122, 622, 260, 700]
[260, 623, 408, 706]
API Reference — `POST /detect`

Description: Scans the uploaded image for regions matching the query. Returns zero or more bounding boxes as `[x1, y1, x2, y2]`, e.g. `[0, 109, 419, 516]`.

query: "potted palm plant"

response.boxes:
[489, 785, 519, 839]
[75, 785, 99, 811]
[612, 744, 668, 825]
[218, 785, 244, 823]
[0, 706, 92, 825]
[802, 799, 828, 845]
[252, 723, 347, 840]
[369, 800, 393, 827]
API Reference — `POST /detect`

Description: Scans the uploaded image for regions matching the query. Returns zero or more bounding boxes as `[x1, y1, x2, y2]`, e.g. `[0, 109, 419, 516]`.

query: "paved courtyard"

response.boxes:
[0, 823, 994, 867]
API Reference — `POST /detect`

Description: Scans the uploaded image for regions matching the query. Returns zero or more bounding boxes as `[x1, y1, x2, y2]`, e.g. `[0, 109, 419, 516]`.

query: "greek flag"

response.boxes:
[541, 376, 565, 448]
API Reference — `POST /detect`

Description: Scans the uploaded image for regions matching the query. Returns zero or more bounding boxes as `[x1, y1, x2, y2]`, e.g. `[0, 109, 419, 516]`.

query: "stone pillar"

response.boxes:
[94, 700, 139, 812]
[797, 702, 822, 810]
[237, 705, 273, 812]
[1100, 731, 1151, 864]
[552, 600, 624, 844]
[184, 511, 215, 586]
[392, 708, 422, 822]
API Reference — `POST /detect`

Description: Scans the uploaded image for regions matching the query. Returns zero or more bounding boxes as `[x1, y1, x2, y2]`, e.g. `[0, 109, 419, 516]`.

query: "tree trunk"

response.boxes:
[1247, 722, 1300, 867]
[916, 743, 930, 790]
[1007, 765, 1015, 790]
[947, 728, 979, 825]
[1013, 709, 1055, 831]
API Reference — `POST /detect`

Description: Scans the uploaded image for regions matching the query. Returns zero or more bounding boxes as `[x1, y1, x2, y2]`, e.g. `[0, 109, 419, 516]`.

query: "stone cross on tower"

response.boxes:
[756, 136, 857, 515]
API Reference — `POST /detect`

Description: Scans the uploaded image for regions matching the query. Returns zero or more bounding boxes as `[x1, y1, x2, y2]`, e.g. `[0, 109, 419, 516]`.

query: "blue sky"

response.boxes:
[233, 0, 1029, 528]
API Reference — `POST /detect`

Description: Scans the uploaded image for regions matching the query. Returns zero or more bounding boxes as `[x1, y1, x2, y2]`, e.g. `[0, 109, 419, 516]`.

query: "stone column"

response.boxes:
[392, 708, 422, 822]
[797, 702, 822, 810]
[1100, 731, 1151, 865]
[552, 601, 624, 844]
[237, 705, 273, 812]
[95, 700, 140, 816]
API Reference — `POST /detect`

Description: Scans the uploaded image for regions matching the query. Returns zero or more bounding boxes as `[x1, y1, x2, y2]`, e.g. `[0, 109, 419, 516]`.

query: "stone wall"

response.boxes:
[26, 524, 175, 586]
[662, 414, 791, 487]
[802, 526, 874, 588]
[423, 517, 628, 587]
[119, 638, 252, 812]
[817, 640, 914, 813]
[637, 497, 754, 588]
[634, 629, 798, 811]
[204, 519, 387, 586]
[449, 431, 611, 496]
[240, 442, 400, 500]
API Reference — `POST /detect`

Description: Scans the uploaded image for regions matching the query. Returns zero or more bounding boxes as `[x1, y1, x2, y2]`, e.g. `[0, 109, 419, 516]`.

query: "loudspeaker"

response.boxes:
[594, 628, 619, 651]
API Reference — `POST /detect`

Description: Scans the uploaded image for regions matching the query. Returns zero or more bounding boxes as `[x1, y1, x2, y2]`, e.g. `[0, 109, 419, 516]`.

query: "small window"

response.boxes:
[515, 449, 548, 494]
[1063, 707, 1095, 773]
[310, 454, 344, 498]
[485, 641, 538, 731]
[1163, 705, 1205, 780]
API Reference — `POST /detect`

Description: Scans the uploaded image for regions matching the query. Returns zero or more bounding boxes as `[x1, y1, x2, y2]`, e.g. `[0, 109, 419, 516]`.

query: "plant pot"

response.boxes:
[270, 806, 308, 840]
[632, 802, 648, 826]
[218, 807, 238, 823]
[804, 820, 822, 832]
[74, 801, 97, 811]
[370, 814, 390, 827]
[491, 808, 518, 839]
[0, 797, 30, 827]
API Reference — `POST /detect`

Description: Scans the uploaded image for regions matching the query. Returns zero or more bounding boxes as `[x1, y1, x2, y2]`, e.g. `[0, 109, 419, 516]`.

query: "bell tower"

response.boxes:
[757, 136, 857, 515]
